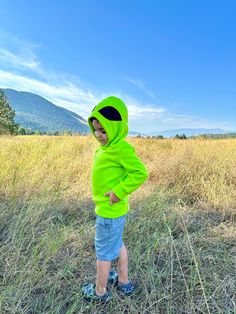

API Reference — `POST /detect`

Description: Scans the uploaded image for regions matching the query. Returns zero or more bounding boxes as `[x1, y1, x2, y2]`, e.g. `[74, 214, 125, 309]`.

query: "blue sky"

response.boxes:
[0, 0, 235, 133]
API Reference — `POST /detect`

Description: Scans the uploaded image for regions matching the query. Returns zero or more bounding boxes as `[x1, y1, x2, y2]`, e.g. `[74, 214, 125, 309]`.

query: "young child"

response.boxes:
[82, 96, 148, 303]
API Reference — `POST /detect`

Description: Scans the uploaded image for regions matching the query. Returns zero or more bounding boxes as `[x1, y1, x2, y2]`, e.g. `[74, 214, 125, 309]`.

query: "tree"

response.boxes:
[18, 127, 27, 135]
[62, 129, 72, 136]
[174, 133, 187, 139]
[0, 89, 19, 135]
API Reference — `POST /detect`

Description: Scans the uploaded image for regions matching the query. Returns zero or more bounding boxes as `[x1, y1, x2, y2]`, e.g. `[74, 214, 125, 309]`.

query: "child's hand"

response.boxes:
[104, 191, 120, 206]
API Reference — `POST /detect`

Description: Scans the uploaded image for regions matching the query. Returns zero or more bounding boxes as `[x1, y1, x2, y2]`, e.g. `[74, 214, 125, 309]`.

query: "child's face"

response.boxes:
[92, 119, 108, 145]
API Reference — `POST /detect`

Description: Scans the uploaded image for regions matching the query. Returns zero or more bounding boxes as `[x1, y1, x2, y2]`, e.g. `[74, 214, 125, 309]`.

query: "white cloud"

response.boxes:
[0, 69, 229, 133]
[126, 77, 155, 98]
[121, 96, 165, 120]
[0, 48, 40, 71]
[0, 31, 231, 133]
[0, 30, 41, 73]
[0, 70, 99, 118]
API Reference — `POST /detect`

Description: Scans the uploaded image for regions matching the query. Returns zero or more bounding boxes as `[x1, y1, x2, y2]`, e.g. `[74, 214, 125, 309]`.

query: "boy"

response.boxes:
[82, 96, 148, 303]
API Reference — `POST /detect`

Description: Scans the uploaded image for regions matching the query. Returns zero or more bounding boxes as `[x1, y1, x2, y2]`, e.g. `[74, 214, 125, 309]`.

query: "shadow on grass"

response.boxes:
[0, 192, 235, 313]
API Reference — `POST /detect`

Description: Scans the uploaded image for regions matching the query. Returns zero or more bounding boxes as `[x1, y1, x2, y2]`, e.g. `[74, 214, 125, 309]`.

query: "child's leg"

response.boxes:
[117, 244, 129, 284]
[96, 259, 111, 296]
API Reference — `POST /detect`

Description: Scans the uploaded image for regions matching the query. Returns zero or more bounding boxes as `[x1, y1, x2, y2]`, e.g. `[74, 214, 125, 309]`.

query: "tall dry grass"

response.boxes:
[1, 136, 235, 210]
[133, 137, 236, 211]
[0, 136, 235, 313]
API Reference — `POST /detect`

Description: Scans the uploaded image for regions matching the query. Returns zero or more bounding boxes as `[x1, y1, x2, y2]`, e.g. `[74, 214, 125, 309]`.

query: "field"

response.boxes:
[0, 136, 235, 313]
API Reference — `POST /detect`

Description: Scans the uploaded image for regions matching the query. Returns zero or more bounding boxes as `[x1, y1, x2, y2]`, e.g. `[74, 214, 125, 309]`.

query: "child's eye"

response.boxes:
[101, 130, 106, 134]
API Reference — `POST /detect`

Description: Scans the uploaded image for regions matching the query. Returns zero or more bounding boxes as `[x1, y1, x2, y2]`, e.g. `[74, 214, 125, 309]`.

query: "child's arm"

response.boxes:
[111, 144, 149, 200]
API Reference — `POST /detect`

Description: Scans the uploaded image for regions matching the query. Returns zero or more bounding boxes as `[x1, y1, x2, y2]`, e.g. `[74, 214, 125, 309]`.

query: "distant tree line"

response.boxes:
[136, 134, 165, 139]
[191, 133, 236, 139]
[136, 133, 187, 139]
[173, 134, 187, 139]
[135, 133, 236, 140]
[17, 127, 84, 136]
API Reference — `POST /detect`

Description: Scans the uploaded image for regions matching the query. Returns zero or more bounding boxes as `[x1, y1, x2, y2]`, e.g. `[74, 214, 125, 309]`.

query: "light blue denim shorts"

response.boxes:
[95, 214, 127, 261]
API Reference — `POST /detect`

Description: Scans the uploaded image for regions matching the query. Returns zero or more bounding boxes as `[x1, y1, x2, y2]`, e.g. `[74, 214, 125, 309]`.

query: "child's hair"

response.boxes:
[89, 117, 99, 132]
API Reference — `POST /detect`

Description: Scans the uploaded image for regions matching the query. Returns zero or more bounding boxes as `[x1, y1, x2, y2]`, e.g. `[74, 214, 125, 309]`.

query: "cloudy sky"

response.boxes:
[0, 0, 235, 133]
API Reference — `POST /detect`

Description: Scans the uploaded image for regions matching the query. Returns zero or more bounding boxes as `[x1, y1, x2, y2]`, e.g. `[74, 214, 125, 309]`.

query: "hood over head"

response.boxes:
[88, 96, 128, 149]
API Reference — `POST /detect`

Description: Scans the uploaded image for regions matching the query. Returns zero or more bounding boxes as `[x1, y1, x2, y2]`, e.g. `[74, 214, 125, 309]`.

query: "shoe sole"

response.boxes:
[84, 296, 112, 303]
[116, 286, 139, 296]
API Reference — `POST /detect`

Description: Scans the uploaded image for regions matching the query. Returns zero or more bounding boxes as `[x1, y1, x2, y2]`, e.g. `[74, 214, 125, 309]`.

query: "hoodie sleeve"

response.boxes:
[112, 144, 149, 200]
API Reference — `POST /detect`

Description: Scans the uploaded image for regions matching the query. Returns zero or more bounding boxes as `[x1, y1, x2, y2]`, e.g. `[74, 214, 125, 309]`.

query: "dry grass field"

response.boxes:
[0, 135, 235, 313]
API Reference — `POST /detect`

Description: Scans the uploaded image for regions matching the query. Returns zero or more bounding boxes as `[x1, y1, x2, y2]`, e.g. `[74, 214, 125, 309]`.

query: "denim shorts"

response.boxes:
[95, 214, 127, 261]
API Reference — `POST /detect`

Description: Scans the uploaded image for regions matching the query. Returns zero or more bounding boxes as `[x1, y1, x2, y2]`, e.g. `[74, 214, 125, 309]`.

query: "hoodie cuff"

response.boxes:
[112, 184, 128, 200]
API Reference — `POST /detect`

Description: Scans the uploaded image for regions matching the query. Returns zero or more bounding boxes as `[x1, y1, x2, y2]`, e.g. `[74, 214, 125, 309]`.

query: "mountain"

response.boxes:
[2, 89, 233, 137]
[3, 88, 90, 133]
[148, 128, 231, 138]
[128, 131, 146, 137]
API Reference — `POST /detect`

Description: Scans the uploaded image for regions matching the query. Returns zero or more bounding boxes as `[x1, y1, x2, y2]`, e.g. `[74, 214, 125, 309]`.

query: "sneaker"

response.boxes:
[117, 280, 138, 296]
[108, 270, 119, 286]
[108, 270, 138, 296]
[82, 283, 112, 303]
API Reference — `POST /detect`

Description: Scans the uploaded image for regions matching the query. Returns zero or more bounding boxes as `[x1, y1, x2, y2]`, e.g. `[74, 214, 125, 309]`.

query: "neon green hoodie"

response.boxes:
[88, 96, 148, 218]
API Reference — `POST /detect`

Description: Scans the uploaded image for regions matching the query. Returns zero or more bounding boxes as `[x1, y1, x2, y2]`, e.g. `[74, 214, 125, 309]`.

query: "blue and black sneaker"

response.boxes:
[82, 283, 112, 303]
[108, 270, 138, 296]
[108, 270, 119, 286]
